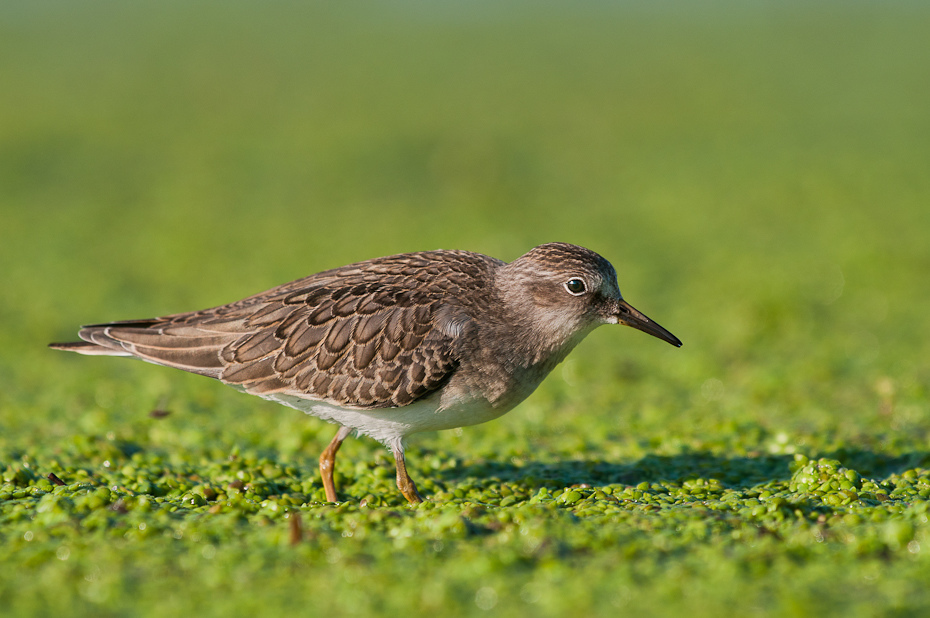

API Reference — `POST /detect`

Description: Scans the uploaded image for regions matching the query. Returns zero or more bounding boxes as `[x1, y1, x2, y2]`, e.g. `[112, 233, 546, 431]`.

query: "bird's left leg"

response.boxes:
[319, 425, 352, 502]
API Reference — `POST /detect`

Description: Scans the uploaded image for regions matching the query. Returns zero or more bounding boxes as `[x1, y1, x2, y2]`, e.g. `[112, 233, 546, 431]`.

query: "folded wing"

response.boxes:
[63, 280, 464, 409]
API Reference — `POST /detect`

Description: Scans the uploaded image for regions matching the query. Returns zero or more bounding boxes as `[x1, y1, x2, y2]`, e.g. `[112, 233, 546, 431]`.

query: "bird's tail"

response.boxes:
[48, 340, 133, 356]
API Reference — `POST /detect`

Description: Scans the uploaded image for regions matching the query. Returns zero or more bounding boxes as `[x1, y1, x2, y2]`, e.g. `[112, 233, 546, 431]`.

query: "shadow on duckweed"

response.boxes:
[437, 453, 793, 491]
[434, 449, 930, 492]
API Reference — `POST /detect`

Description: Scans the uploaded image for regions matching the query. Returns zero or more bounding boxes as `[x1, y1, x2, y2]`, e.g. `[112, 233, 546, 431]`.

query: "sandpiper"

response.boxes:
[51, 242, 681, 504]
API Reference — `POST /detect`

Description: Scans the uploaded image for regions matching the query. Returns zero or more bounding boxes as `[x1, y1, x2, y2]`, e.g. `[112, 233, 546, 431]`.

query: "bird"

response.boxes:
[50, 242, 681, 504]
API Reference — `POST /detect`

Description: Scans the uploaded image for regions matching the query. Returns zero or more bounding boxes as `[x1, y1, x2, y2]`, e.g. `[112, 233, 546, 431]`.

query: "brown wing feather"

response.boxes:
[72, 250, 503, 409]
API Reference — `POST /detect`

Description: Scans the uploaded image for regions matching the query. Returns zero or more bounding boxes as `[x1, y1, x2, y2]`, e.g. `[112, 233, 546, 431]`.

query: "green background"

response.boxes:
[2, 2, 929, 616]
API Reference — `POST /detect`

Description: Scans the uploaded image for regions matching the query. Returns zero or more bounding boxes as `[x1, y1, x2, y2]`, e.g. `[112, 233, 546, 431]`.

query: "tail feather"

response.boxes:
[50, 319, 231, 378]
[48, 341, 133, 357]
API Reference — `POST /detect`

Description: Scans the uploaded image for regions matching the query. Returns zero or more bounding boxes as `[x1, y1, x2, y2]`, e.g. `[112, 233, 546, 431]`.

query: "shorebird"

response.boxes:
[51, 242, 681, 504]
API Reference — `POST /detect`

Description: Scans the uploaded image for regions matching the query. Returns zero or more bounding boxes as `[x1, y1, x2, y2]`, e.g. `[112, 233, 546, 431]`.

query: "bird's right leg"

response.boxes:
[319, 426, 352, 502]
[392, 443, 424, 504]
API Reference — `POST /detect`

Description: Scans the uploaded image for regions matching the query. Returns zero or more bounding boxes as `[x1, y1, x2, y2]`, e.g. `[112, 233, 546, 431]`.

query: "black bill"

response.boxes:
[616, 299, 682, 347]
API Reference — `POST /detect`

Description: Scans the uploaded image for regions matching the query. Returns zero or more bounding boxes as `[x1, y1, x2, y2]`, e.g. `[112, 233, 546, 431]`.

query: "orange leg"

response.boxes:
[392, 445, 423, 504]
[319, 426, 351, 502]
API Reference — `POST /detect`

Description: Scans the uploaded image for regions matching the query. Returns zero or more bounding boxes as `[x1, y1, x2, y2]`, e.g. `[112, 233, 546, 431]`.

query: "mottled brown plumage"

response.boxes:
[51, 243, 681, 504]
[69, 250, 503, 409]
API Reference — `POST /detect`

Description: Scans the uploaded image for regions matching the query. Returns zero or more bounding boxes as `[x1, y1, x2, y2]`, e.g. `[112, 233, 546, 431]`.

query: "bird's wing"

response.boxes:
[73, 252, 498, 409]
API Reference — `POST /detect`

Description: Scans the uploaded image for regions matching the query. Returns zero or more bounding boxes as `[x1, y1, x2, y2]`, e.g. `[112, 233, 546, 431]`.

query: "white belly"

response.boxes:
[263, 390, 512, 449]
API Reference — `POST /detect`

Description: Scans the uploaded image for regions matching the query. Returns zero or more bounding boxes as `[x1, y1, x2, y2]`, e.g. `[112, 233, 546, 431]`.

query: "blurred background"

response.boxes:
[1, 1, 928, 461]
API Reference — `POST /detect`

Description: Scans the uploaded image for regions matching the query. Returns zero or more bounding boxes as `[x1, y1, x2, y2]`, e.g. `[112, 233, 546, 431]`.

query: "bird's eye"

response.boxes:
[564, 278, 587, 295]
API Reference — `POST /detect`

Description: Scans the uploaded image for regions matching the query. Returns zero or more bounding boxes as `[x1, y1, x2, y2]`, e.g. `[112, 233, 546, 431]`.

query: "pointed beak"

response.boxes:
[615, 299, 682, 347]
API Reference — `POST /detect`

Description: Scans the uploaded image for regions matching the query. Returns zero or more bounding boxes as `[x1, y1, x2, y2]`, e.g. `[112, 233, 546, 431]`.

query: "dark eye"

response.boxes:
[564, 278, 587, 295]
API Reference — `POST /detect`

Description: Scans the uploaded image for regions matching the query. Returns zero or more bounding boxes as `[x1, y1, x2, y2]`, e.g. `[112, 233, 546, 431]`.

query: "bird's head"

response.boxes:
[497, 243, 682, 354]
